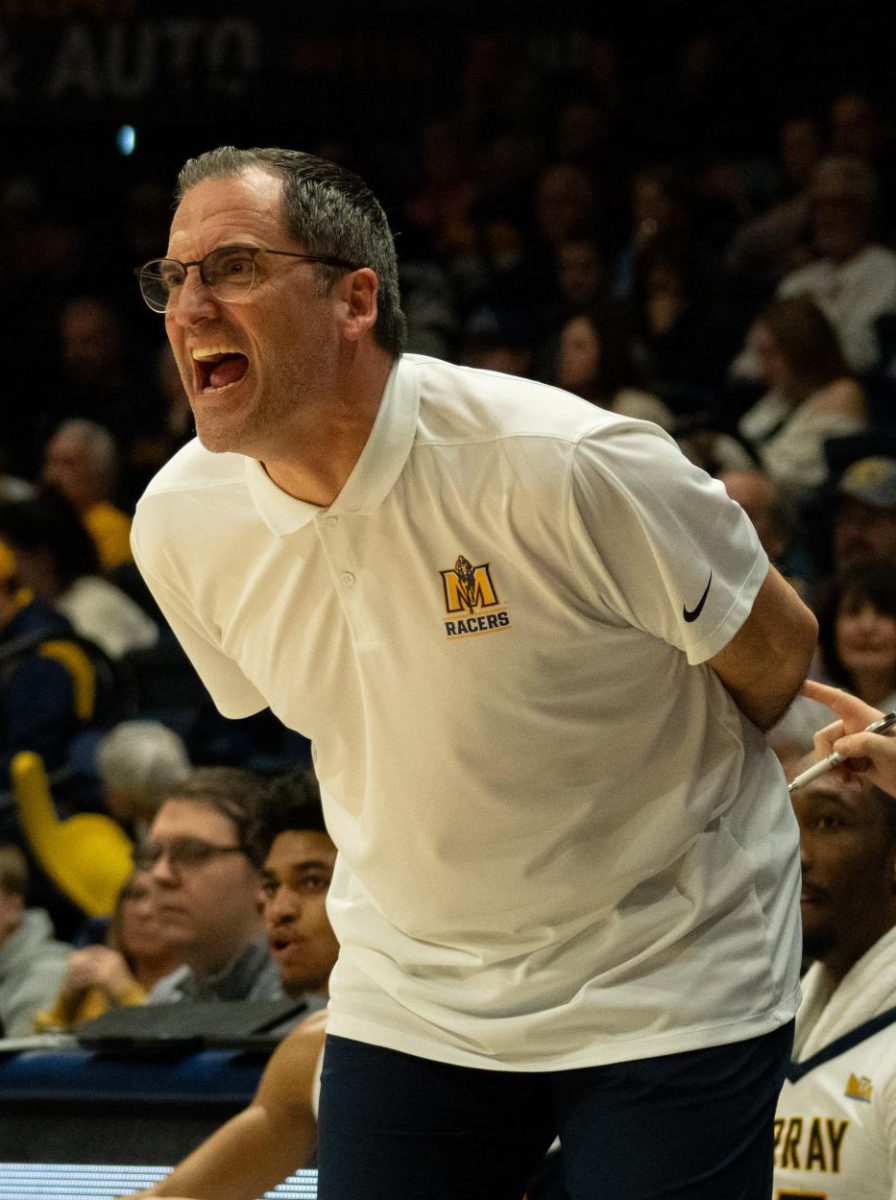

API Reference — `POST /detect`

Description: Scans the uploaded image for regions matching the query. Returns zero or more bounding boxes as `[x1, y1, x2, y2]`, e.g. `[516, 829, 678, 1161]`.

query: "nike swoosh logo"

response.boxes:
[683, 572, 713, 622]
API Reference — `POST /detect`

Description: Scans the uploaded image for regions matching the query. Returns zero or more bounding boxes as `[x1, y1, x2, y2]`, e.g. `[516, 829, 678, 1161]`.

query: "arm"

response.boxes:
[799, 679, 896, 797]
[707, 564, 818, 730]
[128, 1010, 326, 1200]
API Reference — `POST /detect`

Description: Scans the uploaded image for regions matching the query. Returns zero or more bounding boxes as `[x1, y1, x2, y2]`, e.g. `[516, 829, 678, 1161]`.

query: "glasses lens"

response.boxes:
[203, 247, 256, 300]
[140, 260, 184, 312]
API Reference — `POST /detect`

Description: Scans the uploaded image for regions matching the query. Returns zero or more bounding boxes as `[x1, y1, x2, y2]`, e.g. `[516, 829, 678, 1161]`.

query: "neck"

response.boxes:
[262, 352, 394, 504]
[133, 950, 185, 991]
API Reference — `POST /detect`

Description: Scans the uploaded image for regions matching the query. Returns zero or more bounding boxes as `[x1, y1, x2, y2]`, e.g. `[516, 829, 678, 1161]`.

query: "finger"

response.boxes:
[801, 680, 882, 728]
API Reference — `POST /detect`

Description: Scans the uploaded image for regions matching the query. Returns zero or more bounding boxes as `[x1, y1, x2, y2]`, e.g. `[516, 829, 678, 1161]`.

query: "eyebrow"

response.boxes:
[261, 859, 333, 878]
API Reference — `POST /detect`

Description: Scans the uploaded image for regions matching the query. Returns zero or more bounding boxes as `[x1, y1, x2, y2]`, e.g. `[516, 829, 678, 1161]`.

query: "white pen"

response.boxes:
[788, 711, 896, 792]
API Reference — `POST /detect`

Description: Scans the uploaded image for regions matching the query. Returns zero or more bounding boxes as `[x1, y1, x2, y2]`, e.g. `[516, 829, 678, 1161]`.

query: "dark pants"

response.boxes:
[317, 1021, 793, 1200]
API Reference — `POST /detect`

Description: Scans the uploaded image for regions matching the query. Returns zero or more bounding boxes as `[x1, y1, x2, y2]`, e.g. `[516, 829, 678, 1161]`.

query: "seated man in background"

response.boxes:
[775, 757, 896, 1197]
[41, 418, 134, 573]
[128, 767, 338, 1200]
[0, 540, 105, 798]
[0, 845, 70, 1037]
[143, 767, 284, 1004]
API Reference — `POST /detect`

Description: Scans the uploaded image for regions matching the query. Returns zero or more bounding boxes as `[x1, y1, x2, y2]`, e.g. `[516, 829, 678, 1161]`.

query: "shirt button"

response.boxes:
[324, 515, 339, 527]
[340, 572, 355, 586]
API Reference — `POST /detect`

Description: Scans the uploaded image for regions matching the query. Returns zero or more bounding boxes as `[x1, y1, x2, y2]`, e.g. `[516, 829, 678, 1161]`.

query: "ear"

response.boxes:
[339, 267, 379, 343]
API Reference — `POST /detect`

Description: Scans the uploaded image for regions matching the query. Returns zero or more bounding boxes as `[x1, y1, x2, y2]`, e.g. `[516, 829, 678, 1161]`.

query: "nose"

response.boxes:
[149, 849, 179, 887]
[266, 887, 300, 925]
[166, 268, 219, 327]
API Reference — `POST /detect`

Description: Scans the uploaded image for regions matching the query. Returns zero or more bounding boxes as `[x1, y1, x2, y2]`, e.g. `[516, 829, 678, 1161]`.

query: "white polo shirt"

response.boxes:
[132, 354, 801, 1070]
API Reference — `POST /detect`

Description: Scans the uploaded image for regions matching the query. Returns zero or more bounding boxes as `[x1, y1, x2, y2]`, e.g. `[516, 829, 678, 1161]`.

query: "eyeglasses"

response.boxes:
[135, 837, 247, 872]
[134, 244, 361, 313]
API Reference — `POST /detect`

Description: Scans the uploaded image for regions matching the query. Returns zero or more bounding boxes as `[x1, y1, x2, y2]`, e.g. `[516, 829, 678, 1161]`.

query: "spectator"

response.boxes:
[719, 467, 811, 599]
[724, 113, 823, 293]
[775, 760, 896, 1196]
[33, 867, 182, 1031]
[831, 456, 896, 573]
[128, 769, 340, 1200]
[554, 303, 673, 427]
[737, 295, 867, 505]
[96, 720, 192, 842]
[0, 844, 69, 1037]
[40, 418, 134, 571]
[763, 156, 896, 376]
[0, 488, 158, 660]
[0, 539, 105, 792]
[141, 767, 284, 1004]
[816, 566, 896, 711]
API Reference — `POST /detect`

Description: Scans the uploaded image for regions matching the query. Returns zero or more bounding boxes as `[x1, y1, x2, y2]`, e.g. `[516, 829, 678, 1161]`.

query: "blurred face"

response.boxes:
[835, 595, 896, 682]
[556, 240, 605, 309]
[811, 178, 870, 262]
[558, 316, 600, 392]
[61, 301, 122, 381]
[41, 429, 94, 511]
[833, 497, 896, 571]
[164, 168, 344, 460]
[146, 799, 262, 974]
[751, 322, 795, 395]
[792, 771, 896, 976]
[260, 830, 339, 997]
[116, 870, 172, 964]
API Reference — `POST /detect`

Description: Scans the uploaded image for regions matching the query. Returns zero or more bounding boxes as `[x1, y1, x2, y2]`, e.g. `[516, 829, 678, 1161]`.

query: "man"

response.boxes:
[831, 455, 896, 574]
[130, 146, 817, 1199]
[143, 767, 284, 1004]
[774, 755, 896, 1197]
[41, 418, 134, 572]
[0, 845, 70, 1037]
[128, 768, 337, 1200]
[0, 539, 103, 794]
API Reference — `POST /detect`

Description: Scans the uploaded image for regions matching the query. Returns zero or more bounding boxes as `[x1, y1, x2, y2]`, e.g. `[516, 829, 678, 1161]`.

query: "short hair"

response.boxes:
[0, 845, 29, 897]
[175, 146, 407, 358]
[51, 419, 119, 486]
[0, 486, 100, 585]
[96, 720, 191, 817]
[249, 768, 328, 863]
[160, 766, 269, 868]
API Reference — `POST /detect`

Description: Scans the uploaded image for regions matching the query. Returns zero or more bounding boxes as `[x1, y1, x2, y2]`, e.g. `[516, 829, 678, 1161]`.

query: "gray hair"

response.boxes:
[53, 419, 119, 486]
[175, 146, 407, 358]
[97, 720, 191, 818]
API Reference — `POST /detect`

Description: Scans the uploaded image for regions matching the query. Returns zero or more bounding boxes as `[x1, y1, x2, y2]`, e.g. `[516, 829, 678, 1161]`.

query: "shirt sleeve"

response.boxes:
[566, 421, 768, 665]
[131, 525, 266, 721]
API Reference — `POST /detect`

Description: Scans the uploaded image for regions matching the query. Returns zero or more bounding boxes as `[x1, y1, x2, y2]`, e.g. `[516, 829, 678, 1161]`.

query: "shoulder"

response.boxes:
[406, 354, 622, 448]
[805, 377, 867, 417]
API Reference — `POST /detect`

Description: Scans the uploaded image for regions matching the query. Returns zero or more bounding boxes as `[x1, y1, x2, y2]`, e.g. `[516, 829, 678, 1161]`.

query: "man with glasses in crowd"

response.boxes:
[142, 766, 285, 1004]
[130, 146, 817, 1199]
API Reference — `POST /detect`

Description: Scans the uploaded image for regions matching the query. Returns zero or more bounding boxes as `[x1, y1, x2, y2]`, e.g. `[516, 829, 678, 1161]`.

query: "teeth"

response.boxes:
[191, 345, 243, 360]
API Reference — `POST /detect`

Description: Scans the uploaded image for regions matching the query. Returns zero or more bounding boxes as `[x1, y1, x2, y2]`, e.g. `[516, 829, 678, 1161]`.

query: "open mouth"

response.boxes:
[192, 346, 249, 392]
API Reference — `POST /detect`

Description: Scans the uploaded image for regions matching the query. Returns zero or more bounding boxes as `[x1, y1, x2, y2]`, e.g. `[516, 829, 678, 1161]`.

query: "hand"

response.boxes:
[799, 680, 896, 795]
[61, 946, 138, 1002]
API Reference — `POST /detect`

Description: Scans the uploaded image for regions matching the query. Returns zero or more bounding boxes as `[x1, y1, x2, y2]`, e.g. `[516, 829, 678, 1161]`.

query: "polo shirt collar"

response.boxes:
[244, 356, 418, 536]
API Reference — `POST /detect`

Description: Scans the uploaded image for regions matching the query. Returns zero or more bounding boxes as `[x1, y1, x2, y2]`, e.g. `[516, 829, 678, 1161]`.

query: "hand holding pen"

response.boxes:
[791, 680, 896, 796]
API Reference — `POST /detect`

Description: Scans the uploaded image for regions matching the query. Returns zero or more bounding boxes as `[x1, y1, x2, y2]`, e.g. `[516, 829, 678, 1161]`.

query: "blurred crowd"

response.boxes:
[2, 27, 896, 1048]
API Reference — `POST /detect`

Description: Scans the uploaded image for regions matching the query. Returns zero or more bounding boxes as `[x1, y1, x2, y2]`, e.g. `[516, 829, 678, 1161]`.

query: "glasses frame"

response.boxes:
[135, 838, 247, 873]
[134, 244, 362, 313]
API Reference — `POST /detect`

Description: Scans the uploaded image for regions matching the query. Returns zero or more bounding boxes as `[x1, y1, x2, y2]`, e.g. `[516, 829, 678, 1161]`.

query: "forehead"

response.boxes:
[263, 829, 336, 874]
[794, 772, 881, 821]
[167, 167, 289, 258]
[150, 798, 237, 842]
